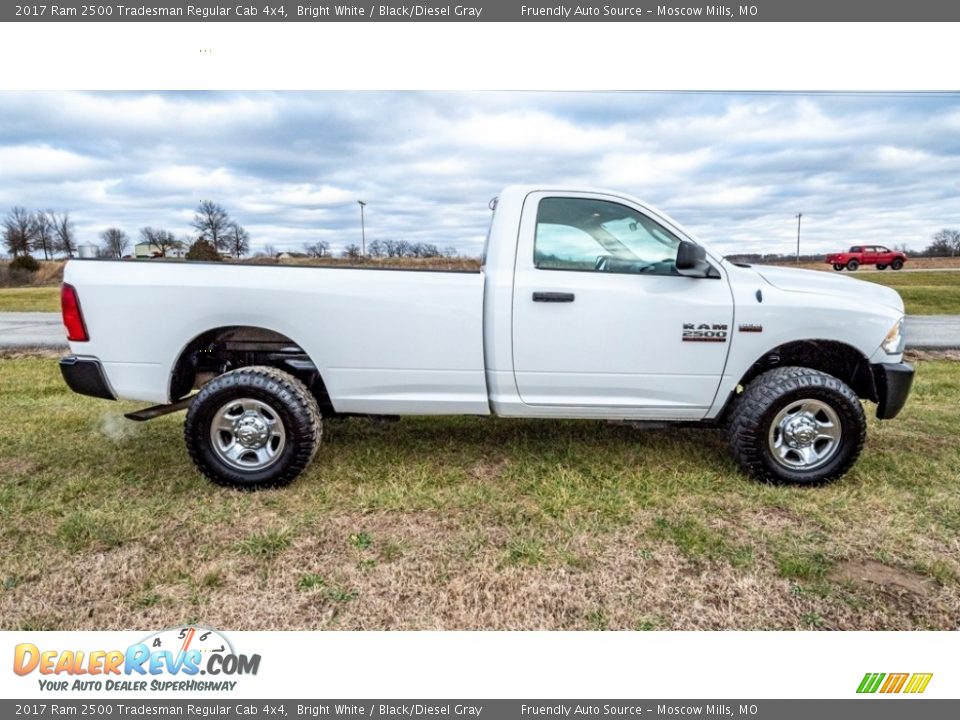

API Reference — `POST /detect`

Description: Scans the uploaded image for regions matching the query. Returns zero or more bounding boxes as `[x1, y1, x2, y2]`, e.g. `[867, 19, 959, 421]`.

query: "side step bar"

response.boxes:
[124, 396, 196, 422]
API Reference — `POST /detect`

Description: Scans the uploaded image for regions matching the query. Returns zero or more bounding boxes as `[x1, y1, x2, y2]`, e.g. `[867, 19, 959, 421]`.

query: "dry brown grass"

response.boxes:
[1, 357, 958, 631]
[906, 349, 960, 362]
[0, 347, 63, 359]
[7, 511, 957, 631]
[0, 259, 65, 288]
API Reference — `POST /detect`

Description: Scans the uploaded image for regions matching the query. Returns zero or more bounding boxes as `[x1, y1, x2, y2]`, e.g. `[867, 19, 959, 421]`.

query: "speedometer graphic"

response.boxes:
[139, 626, 234, 659]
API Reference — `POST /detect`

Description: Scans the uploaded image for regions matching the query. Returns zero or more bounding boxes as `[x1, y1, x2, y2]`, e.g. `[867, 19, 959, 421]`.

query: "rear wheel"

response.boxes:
[832, 263, 844, 271]
[185, 366, 322, 489]
[846, 259, 859, 271]
[891, 258, 904, 270]
[876, 264, 887, 270]
[726, 367, 866, 485]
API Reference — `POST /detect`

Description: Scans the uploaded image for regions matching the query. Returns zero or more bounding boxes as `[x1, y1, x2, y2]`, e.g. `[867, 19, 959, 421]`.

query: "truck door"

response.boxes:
[510, 192, 733, 418]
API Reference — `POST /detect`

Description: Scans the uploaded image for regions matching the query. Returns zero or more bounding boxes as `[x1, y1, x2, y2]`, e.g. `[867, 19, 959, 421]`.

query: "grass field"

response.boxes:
[1, 352, 958, 630]
[855, 271, 960, 315]
[0, 286, 59, 312]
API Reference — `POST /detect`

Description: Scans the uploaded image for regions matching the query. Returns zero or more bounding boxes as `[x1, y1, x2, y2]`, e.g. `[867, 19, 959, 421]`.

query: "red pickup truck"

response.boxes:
[826, 245, 907, 272]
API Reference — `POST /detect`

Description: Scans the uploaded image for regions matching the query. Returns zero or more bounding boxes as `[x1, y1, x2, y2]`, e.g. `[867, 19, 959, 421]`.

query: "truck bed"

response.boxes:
[64, 259, 490, 414]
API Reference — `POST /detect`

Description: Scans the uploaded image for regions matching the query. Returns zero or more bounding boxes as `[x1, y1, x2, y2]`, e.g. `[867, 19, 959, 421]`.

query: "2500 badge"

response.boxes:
[682, 322, 729, 342]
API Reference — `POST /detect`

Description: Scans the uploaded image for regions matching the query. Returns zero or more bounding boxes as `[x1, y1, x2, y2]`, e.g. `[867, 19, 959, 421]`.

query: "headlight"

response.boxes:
[882, 318, 905, 355]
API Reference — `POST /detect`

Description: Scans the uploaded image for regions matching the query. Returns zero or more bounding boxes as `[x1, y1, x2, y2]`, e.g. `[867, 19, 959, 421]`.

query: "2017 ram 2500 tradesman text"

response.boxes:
[59, 186, 914, 488]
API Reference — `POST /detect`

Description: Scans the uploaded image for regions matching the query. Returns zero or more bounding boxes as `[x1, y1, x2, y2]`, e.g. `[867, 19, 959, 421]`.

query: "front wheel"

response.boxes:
[846, 259, 860, 271]
[891, 258, 904, 270]
[832, 263, 844, 271]
[726, 367, 866, 485]
[185, 366, 322, 489]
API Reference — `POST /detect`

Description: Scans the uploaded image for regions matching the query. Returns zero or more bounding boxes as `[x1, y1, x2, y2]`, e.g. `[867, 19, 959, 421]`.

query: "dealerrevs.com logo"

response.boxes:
[13, 626, 260, 692]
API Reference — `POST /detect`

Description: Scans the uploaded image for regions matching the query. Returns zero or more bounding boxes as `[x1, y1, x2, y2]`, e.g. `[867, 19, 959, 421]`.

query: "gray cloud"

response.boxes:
[1, 91, 958, 256]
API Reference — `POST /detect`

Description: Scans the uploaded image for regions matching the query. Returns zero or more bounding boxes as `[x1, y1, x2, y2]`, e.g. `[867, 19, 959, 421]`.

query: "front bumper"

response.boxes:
[60, 355, 116, 400]
[872, 362, 914, 420]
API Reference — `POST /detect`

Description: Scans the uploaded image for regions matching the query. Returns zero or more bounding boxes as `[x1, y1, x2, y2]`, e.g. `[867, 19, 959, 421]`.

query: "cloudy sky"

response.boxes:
[1, 91, 959, 257]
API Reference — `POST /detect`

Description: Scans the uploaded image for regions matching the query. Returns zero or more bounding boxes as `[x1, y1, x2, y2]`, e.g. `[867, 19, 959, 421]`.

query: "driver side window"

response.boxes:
[534, 197, 682, 276]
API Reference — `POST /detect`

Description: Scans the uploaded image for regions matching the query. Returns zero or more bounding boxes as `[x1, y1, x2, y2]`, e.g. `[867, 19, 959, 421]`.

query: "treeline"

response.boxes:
[99, 200, 250, 260]
[1, 207, 77, 259]
[925, 229, 960, 256]
[301, 239, 460, 260]
[2, 200, 463, 263]
[91, 201, 252, 260]
[1, 201, 250, 261]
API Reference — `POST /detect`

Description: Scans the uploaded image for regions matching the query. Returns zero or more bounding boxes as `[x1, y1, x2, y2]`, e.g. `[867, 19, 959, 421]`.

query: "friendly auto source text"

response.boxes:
[521, 5, 752, 18]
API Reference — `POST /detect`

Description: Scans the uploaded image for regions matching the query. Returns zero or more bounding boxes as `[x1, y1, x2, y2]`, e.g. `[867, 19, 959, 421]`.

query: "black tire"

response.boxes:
[184, 366, 322, 489]
[832, 263, 844, 271]
[876, 264, 887, 270]
[891, 258, 904, 270]
[726, 367, 866, 485]
[846, 259, 859, 271]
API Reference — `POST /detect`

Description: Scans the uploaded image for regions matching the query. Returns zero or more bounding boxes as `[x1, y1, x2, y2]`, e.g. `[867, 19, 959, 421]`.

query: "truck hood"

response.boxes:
[748, 265, 905, 313]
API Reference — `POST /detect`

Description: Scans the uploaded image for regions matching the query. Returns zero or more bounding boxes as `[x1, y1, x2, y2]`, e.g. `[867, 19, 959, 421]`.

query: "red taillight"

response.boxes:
[61, 283, 89, 342]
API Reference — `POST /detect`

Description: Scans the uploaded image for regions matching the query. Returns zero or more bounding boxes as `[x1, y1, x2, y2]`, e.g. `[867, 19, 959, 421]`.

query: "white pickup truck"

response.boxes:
[59, 185, 913, 488]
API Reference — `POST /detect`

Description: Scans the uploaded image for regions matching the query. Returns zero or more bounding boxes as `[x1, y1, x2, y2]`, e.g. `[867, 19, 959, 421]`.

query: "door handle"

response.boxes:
[532, 291, 575, 303]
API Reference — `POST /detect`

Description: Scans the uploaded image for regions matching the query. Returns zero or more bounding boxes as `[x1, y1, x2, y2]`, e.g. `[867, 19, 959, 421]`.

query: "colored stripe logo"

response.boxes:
[857, 672, 933, 694]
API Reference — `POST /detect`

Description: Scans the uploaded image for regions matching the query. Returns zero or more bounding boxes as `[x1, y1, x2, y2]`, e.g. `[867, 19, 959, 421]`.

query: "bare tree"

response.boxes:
[221, 222, 250, 259]
[926, 231, 949, 256]
[139, 227, 182, 257]
[442, 246, 459, 258]
[191, 201, 231, 251]
[261, 243, 278, 258]
[3, 207, 36, 257]
[51, 211, 77, 257]
[100, 227, 130, 259]
[416, 242, 441, 258]
[929, 229, 960, 256]
[382, 239, 402, 258]
[30, 211, 56, 260]
[341, 243, 362, 259]
[367, 239, 385, 258]
[304, 240, 331, 258]
[926, 230, 953, 256]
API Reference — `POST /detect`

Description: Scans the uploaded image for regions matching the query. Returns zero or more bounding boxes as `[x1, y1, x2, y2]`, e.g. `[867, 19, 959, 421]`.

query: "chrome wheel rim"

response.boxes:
[210, 398, 286, 471]
[768, 398, 842, 471]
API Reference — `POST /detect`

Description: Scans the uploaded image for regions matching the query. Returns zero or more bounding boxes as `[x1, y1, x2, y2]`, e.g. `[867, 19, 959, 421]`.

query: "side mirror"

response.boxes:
[676, 240, 710, 277]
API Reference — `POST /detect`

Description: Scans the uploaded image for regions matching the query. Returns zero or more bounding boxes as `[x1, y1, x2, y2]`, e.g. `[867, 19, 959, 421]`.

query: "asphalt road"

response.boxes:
[902, 315, 960, 350]
[0, 312, 68, 349]
[1, 312, 958, 350]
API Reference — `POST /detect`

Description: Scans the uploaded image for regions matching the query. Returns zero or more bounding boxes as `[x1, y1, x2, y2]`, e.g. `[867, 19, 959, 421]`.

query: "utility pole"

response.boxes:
[358, 200, 367, 257]
[795, 213, 802, 264]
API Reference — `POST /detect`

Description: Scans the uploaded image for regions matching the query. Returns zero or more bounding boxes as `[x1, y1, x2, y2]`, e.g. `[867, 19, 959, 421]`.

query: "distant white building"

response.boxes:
[135, 242, 186, 259]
